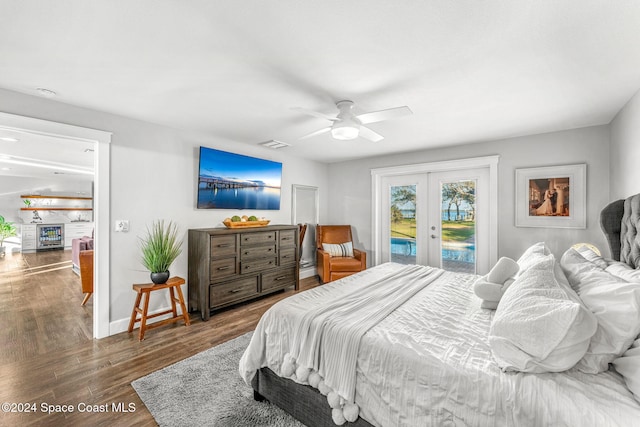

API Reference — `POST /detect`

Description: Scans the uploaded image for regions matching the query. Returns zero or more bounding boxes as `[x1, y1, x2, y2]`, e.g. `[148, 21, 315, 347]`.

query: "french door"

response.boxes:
[380, 168, 490, 274]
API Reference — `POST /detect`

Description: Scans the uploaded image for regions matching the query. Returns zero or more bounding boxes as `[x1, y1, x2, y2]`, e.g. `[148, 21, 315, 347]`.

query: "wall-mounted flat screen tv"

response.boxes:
[197, 147, 282, 210]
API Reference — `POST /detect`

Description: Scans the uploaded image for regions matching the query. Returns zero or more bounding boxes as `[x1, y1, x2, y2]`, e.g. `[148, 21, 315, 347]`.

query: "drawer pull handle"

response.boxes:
[217, 266, 230, 271]
[282, 237, 291, 241]
[217, 243, 232, 248]
[275, 276, 287, 281]
[229, 289, 241, 293]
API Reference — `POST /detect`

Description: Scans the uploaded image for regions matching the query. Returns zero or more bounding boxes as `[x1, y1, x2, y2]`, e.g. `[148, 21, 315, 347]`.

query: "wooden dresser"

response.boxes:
[188, 225, 299, 320]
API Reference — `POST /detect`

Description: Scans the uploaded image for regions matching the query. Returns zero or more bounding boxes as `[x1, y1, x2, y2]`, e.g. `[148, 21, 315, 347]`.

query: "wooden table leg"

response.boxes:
[174, 284, 191, 326]
[169, 287, 178, 318]
[128, 291, 142, 333]
[139, 291, 151, 341]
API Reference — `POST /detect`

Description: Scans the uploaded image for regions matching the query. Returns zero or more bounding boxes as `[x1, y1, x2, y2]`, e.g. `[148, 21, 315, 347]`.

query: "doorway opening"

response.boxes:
[0, 112, 111, 338]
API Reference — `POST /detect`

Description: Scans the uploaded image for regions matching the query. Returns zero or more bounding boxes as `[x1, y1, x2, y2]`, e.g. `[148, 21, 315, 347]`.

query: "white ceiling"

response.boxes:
[1, 1, 639, 164]
[0, 128, 94, 181]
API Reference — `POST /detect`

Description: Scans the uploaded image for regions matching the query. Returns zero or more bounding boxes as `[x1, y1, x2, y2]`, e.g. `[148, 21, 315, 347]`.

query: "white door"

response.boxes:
[380, 175, 428, 265]
[379, 168, 490, 274]
[427, 168, 490, 274]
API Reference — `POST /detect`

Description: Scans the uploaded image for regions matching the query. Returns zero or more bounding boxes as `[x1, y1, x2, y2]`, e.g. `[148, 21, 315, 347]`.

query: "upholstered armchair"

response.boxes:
[316, 225, 366, 283]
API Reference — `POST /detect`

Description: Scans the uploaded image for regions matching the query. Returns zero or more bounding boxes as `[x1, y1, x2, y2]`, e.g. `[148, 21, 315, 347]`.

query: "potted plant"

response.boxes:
[0, 215, 17, 256]
[139, 220, 183, 284]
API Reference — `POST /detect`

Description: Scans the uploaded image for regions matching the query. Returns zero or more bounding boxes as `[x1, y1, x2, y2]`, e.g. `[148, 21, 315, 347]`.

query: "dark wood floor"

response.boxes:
[0, 249, 320, 426]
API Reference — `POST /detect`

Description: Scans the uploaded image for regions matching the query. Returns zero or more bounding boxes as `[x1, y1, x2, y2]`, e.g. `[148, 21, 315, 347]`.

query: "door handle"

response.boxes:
[431, 234, 437, 239]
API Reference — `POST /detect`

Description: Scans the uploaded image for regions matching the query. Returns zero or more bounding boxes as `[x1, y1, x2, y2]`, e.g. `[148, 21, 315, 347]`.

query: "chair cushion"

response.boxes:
[328, 256, 362, 272]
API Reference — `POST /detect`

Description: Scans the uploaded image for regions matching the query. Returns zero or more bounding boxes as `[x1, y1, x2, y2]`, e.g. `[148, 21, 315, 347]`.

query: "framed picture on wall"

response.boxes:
[515, 163, 586, 229]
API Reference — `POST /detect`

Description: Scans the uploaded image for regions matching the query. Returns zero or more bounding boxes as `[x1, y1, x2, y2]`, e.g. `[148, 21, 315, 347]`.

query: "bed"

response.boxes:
[239, 193, 640, 426]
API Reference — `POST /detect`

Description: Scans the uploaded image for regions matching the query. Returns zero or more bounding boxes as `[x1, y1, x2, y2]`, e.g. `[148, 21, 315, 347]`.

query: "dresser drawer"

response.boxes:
[241, 245, 276, 260]
[240, 231, 276, 246]
[210, 235, 237, 258]
[210, 258, 238, 281]
[279, 247, 297, 265]
[262, 267, 297, 292]
[210, 276, 258, 308]
[241, 257, 277, 274]
[279, 229, 296, 246]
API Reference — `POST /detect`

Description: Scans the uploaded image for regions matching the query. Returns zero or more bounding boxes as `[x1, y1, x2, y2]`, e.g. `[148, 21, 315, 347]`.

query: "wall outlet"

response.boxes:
[115, 220, 129, 232]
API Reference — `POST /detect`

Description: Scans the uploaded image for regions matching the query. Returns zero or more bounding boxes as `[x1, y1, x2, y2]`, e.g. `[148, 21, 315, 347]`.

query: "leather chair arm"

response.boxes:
[353, 248, 367, 269]
[317, 249, 331, 283]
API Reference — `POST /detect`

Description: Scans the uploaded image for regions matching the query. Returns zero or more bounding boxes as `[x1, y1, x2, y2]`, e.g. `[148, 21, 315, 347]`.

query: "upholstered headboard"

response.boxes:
[600, 193, 640, 268]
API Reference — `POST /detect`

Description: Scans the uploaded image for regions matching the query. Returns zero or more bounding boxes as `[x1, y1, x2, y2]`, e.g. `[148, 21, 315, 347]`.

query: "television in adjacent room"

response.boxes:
[197, 146, 282, 210]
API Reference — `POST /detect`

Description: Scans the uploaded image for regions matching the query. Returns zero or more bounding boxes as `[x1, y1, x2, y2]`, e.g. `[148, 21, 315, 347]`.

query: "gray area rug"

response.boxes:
[132, 332, 304, 427]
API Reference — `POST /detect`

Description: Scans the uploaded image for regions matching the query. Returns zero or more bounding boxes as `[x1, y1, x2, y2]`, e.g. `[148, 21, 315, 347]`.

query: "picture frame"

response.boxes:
[515, 163, 586, 229]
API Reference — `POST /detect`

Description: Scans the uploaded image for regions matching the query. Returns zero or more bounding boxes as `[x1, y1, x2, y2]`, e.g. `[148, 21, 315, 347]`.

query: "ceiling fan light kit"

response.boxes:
[296, 100, 412, 142]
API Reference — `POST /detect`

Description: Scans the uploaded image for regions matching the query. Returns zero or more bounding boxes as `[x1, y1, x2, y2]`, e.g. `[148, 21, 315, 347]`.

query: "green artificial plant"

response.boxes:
[139, 220, 183, 273]
[0, 215, 17, 247]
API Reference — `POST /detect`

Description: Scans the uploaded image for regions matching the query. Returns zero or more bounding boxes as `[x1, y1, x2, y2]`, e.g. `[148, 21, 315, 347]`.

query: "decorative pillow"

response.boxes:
[489, 255, 597, 373]
[613, 338, 640, 403]
[322, 241, 354, 257]
[515, 242, 551, 276]
[473, 257, 519, 310]
[560, 248, 640, 373]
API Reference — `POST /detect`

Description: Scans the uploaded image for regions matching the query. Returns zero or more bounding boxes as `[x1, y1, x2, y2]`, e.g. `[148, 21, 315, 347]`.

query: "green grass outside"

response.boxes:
[441, 220, 475, 242]
[391, 218, 416, 238]
[390, 219, 475, 242]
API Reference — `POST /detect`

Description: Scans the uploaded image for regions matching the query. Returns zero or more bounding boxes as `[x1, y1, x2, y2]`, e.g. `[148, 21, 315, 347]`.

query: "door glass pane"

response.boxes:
[441, 180, 476, 273]
[390, 185, 416, 264]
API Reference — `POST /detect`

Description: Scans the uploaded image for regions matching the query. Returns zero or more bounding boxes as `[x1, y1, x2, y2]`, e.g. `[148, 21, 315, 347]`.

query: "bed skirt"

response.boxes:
[252, 367, 374, 427]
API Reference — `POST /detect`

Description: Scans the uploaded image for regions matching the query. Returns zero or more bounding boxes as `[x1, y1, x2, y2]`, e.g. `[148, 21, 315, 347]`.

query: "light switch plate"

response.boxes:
[115, 220, 129, 232]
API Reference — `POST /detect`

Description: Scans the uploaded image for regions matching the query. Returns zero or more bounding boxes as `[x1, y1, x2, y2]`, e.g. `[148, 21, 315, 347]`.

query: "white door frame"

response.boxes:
[0, 112, 111, 339]
[371, 155, 499, 269]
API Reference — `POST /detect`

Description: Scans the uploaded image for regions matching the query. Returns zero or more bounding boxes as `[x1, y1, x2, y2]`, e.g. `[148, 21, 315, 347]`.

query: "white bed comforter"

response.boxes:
[239, 263, 640, 427]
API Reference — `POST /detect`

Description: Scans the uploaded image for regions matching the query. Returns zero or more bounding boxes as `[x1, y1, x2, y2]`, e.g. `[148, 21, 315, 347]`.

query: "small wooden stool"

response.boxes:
[128, 276, 191, 341]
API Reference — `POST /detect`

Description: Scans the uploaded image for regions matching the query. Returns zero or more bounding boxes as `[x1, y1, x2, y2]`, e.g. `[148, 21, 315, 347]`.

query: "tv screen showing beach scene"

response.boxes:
[197, 147, 282, 210]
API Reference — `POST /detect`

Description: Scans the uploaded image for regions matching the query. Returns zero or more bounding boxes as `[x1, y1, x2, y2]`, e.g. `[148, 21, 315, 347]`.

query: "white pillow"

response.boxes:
[560, 248, 640, 373]
[322, 241, 354, 257]
[516, 242, 551, 276]
[613, 338, 640, 403]
[574, 244, 608, 269]
[489, 255, 597, 373]
[605, 261, 640, 283]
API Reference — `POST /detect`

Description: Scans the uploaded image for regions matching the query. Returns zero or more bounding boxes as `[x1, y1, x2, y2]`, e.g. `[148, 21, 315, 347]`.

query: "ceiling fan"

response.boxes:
[294, 100, 412, 142]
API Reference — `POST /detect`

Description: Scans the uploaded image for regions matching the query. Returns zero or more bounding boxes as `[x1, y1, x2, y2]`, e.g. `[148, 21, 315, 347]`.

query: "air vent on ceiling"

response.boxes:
[259, 140, 290, 149]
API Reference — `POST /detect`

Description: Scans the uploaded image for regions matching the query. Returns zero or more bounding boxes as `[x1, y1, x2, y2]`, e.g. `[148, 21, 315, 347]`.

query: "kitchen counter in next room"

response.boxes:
[20, 222, 94, 252]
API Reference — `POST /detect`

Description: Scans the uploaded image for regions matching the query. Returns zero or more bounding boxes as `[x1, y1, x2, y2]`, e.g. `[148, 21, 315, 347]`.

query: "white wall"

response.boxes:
[0, 88, 329, 332]
[327, 125, 611, 260]
[610, 88, 640, 200]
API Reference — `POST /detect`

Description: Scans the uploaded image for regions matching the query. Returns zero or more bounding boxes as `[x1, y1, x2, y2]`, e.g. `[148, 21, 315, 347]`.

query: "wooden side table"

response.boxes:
[128, 276, 191, 341]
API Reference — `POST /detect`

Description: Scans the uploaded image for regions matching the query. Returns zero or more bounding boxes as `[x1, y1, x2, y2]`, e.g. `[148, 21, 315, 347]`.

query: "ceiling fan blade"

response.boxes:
[299, 127, 331, 140]
[358, 126, 384, 142]
[291, 107, 338, 122]
[356, 106, 413, 125]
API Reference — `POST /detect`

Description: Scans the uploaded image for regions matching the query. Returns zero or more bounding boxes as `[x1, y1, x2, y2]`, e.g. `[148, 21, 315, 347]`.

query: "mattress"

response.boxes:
[239, 262, 640, 426]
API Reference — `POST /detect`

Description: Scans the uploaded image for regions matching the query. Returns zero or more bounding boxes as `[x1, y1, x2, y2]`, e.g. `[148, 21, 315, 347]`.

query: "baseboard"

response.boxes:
[300, 266, 317, 279]
[109, 305, 185, 336]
